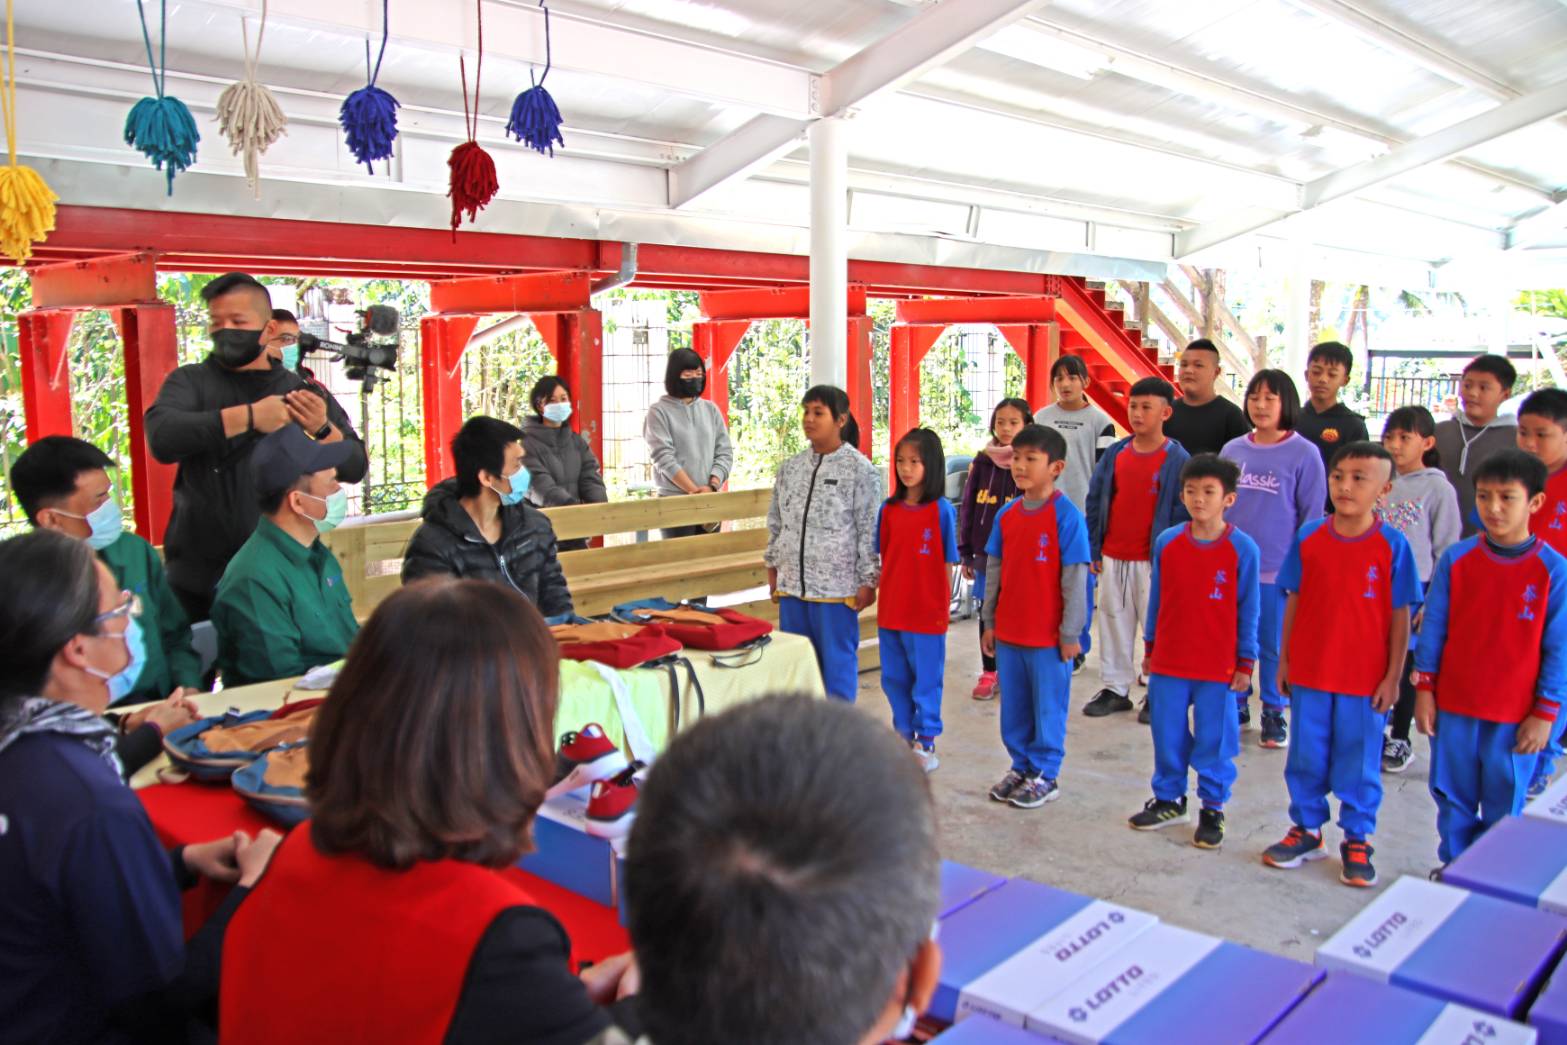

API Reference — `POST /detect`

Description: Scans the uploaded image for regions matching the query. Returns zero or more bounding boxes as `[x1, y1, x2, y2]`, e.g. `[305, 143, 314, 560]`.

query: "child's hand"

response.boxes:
[980, 629, 996, 657]
[1091, 560, 1103, 576]
[1414, 689, 1437, 736]
[1276, 657, 1290, 698]
[962, 563, 975, 581]
[1229, 669, 1251, 693]
[766, 567, 777, 594]
[1371, 674, 1399, 714]
[1060, 641, 1082, 663]
[1517, 715, 1553, 755]
[1141, 654, 1153, 678]
[852, 586, 876, 612]
[1411, 607, 1424, 632]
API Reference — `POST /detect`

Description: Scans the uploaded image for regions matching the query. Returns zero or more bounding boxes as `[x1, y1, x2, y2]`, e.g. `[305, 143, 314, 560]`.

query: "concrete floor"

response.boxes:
[850, 619, 1444, 962]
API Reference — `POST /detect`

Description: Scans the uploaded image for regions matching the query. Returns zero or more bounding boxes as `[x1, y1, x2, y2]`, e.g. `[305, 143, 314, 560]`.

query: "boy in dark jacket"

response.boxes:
[1084, 378, 1191, 721]
[401, 417, 574, 618]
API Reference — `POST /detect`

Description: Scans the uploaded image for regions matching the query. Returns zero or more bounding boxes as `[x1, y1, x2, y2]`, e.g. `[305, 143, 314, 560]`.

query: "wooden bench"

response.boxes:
[322, 488, 882, 671]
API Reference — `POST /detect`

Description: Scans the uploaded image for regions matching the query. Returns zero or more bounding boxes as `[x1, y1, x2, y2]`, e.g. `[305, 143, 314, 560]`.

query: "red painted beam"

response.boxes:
[895, 295, 1056, 325]
[17, 310, 75, 441]
[31, 252, 161, 309]
[697, 285, 869, 322]
[430, 271, 594, 315]
[114, 305, 179, 543]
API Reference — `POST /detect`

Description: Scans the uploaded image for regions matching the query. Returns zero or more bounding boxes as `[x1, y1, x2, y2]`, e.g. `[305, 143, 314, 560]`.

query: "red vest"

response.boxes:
[878, 501, 950, 634]
[221, 825, 534, 1045]
[996, 498, 1066, 648]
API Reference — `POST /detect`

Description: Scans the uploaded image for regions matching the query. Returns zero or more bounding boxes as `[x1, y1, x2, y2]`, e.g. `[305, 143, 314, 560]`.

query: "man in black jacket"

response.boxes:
[401, 416, 574, 617]
[145, 274, 368, 621]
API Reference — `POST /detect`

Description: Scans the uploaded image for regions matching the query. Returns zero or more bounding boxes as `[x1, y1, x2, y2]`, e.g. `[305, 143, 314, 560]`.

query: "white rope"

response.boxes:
[214, 0, 286, 198]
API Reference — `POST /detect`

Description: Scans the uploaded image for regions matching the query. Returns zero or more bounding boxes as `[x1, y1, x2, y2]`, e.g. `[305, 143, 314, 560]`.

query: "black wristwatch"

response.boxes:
[313, 422, 332, 440]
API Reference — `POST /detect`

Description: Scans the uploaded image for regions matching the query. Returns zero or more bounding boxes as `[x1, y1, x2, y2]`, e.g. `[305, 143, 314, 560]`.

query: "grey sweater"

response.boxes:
[1379, 467, 1461, 583]
[1434, 415, 1516, 537]
[980, 498, 1090, 647]
[1036, 402, 1116, 512]
[765, 444, 883, 598]
[643, 395, 733, 496]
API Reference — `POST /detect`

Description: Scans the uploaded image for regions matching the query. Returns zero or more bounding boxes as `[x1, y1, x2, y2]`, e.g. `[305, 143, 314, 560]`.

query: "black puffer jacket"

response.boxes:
[521, 417, 609, 508]
[400, 479, 574, 616]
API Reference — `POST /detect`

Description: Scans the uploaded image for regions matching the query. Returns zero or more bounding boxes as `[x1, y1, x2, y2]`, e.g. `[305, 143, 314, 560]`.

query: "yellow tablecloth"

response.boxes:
[128, 631, 824, 789]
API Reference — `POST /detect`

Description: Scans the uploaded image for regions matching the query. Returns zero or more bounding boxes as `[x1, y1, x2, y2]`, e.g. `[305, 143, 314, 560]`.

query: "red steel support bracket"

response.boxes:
[532, 311, 605, 469]
[887, 325, 943, 467]
[114, 305, 179, 542]
[429, 270, 593, 315]
[698, 285, 868, 322]
[691, 320, 751, 420]
[17, 310, 75, 441]
[420, 314, 482, 484]
[30, 252, 160, 309]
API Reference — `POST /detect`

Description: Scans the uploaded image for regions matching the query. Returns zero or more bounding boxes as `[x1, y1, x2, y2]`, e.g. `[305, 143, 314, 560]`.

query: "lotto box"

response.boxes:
[1442, 815, 1567, 915]
[1265, 973, 1538, 1045]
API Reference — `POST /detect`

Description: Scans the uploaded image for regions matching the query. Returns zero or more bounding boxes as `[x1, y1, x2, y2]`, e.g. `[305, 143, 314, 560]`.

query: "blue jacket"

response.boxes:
[1085, 436, 1192, 561]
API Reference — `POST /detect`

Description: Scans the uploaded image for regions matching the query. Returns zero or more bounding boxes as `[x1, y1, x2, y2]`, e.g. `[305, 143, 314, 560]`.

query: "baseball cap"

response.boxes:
[252, 424, 354, 499]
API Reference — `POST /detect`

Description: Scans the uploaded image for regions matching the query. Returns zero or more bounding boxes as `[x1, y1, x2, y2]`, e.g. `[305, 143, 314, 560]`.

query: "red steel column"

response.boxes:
[553, 310, 605, 468]
[846, 316, 874, 455]
[420, 314, 481, 484]
[691, 319, 750, 421]
[114, 305, 180, 542]
[888, 324, 943, 466]
[17, 310, 75, 441]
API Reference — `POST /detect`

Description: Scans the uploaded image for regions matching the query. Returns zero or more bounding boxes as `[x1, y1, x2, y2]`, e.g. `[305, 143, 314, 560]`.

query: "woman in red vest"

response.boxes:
[220, 578, 636, 1044]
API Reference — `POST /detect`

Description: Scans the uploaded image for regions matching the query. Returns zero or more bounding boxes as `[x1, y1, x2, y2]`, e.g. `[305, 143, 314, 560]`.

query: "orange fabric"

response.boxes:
[222, 827, 534, 1045]
[260, 746, 310, 790]
[634, 607, 726, 626]
[551, 622, 644, 644]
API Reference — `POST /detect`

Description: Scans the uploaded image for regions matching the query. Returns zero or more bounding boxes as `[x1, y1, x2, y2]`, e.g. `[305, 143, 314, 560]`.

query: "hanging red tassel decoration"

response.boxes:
[447, 5, 497, 238]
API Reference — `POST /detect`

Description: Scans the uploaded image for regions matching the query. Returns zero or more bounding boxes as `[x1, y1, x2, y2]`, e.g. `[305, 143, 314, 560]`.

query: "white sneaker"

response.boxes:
[910, 740, 939, 774]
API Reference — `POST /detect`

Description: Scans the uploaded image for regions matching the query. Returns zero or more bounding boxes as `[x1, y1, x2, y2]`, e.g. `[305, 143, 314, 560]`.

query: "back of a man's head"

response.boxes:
[625, 695, 940, 1045]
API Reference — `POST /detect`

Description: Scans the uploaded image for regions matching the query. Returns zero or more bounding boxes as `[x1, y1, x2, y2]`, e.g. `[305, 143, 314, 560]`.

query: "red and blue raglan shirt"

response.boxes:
[1414, 536, 1567, 724]
[984, 492, 1092, 648]
[1277, 517, 1422, 697]
[1143, 523, 1262, 684]
[1530, 466, 1567, 557]
[875, 498, 960, 634]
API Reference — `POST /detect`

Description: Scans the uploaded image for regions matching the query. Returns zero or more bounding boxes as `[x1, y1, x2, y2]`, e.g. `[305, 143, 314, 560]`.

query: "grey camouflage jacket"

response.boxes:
[765, 444, 883, 599]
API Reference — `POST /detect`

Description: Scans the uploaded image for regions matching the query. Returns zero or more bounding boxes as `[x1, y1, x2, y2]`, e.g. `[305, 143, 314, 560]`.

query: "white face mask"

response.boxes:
[542, 401, 572, 425]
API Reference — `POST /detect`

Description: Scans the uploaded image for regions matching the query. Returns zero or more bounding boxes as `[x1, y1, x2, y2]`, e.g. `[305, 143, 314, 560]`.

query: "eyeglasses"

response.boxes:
[273, 334, 299, 345]
[92, 591, 142, 626]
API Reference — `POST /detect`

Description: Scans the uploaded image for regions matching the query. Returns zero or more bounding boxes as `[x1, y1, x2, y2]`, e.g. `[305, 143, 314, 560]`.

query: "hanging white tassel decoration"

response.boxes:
[214, 1, 286, 198]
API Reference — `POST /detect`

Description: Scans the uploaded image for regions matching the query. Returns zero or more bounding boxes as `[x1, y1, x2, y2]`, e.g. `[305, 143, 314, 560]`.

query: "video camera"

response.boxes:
[296, 305, 401, 390]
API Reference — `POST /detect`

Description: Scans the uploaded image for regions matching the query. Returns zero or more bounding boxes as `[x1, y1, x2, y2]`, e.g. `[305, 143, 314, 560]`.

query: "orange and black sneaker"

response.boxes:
[1340, 840, 1378, 888]
[1262, 825, 1325, 869]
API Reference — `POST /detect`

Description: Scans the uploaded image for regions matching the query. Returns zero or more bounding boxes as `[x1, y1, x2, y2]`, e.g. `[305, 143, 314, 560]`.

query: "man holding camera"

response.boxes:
[145, 272, 368, 622]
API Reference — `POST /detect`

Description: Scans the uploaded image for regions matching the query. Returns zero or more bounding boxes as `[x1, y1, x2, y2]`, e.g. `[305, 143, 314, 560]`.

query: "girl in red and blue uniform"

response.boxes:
[878, 428, 960, 773]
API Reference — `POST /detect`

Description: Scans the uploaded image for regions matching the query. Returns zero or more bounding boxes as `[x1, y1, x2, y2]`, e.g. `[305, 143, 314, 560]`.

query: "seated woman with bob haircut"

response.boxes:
[220, 578, 637, 1045]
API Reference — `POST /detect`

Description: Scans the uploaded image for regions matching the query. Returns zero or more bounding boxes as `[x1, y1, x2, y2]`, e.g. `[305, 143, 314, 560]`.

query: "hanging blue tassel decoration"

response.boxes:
[339, 0, 399, 173]
[124, 0, 199, 195]
[505, 0, 565, 156]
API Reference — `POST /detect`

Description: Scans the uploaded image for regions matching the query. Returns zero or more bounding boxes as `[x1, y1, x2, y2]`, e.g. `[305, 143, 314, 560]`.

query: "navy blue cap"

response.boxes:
[252, 423, 353, 498]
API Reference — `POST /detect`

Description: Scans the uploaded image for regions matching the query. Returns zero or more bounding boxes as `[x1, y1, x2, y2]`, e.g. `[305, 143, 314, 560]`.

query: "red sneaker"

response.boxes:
[586, 762, 644, 839]
[971, 671, 999, 700]
[546, 724, 628, 800]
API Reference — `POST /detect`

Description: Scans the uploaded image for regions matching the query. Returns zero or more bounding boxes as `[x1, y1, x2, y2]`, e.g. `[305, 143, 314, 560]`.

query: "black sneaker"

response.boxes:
[1382, 736, 1414, 774]
[1128, 795, 1188, 830]
[1340, 841, 1378, 888]
[1193, 808, 1225, 850]
[1072, 653, 1086, 676]
[1237, 699, 1251, 728]
[1260, 709, 1287, 749]
[989, 769, 1027, 803]
[1009, 776, 1060, 809]
[1084, 689, 1134, 717]
[1137, 698, 1151, 725]
[1262, 825, 1326, 868]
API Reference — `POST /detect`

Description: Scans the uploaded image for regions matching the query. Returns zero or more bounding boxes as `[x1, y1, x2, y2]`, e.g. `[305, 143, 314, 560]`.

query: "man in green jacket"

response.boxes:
[211, 425, 359, 686]
[9, 436, 203, 706]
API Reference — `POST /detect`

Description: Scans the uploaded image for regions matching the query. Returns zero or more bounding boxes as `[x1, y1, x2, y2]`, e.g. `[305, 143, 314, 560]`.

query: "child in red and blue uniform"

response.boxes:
[1265, 441, 1421, 888]
[981, 424, 1091, 811]
[1515, 388, 1567, 797]
[1130, 455, 1260, 850]
[877, 428, 960, 774]
[1415, 449, 1567, 864]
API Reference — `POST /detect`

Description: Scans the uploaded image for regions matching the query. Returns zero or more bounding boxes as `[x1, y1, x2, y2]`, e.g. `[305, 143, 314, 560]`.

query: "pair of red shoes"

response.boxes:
[549, 723, 643, 839]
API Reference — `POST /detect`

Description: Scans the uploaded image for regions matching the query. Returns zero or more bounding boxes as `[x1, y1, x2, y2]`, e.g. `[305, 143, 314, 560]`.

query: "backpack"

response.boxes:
[550, 621, 684, 669]
[162, 699, 324, 782]
[612, 599, 774, 652]
[231, 743, 311, 826]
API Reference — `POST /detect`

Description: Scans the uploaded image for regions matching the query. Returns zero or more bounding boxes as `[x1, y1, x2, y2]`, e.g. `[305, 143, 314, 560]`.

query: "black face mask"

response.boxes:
[212, 328, 265, 369]
[678, 376, 706, 398]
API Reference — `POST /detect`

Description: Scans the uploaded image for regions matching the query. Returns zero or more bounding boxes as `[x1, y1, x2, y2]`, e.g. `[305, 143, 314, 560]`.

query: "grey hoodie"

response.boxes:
[643, 395, 733, 496]
[765, 443, 883, 599]
[1435, 415, 1516, 537]
[1379, 466, 1462, 583]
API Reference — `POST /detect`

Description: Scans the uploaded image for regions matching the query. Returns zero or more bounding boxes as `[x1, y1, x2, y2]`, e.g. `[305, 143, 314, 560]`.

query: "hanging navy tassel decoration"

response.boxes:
[124, 0, 199, 195]
[505, 0, 565, 156]
[339, 0, 399, 173]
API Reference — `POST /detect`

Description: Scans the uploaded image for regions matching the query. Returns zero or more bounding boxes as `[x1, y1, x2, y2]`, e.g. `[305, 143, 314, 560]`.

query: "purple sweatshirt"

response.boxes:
[1220, 431, 1327, 583]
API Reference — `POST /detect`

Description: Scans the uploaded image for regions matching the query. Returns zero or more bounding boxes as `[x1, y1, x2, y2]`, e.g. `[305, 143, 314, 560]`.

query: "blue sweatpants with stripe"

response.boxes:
[879, 628, 946, 741]
[1285, 686, 1386, 840]
[1430, 711, 1539, 864]
[1529, 716, 1566, 791]
[997, 641, 1071, 780]
[1252, 583, 1287, 711]
[780, 597, 861, 702]
[1150, 675, 1240, 809]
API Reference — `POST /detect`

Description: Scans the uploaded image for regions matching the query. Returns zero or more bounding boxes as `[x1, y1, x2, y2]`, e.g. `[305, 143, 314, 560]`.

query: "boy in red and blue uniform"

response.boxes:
[981, 425, 1091, 811]
[1414, 449, 1567, 863]
[1265, 442, 1420, 888]
[1129, 455, 1260, 850]
[1515, 388, 1567, 797]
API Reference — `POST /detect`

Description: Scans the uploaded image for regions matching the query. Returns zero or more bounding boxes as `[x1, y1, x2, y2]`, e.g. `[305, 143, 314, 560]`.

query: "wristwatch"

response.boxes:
[313, 422, 332, 440]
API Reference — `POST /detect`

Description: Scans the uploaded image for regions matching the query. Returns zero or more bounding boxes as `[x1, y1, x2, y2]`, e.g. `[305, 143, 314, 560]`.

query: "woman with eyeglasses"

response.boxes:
[0, 529, 281, 1044]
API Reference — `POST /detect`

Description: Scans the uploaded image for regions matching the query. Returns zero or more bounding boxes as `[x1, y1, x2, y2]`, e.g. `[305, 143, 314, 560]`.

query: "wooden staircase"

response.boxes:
[1051, 275, 1176, 431]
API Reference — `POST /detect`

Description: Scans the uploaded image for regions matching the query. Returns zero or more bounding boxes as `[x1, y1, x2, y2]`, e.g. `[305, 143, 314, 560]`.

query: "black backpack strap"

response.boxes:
[710, 634, 771, 670]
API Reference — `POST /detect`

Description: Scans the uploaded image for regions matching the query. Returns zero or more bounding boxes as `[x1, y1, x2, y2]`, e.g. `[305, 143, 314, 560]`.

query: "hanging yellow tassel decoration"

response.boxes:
[214, 0, 286, 198]
[0, 0, 57, 263]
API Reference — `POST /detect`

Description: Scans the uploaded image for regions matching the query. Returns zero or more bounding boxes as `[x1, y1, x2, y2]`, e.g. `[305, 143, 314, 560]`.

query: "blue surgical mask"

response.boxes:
[281, 344, 301, 370]
[301, 488, 349, 534]
[85, 615, 147, 704]
[493, 468, 531, 506]
[56, 498, 125, 551]
[543, 402, 573, 425]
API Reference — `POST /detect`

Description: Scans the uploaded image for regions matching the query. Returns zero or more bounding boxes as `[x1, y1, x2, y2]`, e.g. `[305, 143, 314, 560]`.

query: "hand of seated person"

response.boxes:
[580, 951, 640, 1005]
[184, 831, 248, 884]
[1517, 715, 1553, 755]
[236, 829, 284, 887]
[125, 690, 201, 736]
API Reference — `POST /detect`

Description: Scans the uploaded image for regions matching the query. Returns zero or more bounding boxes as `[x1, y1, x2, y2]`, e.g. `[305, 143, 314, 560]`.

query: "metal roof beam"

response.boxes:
[1505, 199, 1567, 251]
[1177, 79, 1567, 257]
[668, 0, 1048, 208]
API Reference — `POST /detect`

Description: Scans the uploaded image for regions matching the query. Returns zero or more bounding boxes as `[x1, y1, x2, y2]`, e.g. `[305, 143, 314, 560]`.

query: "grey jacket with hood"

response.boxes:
[1379, 466, 1462, 583]
[765, 443, 884, 599]
[1434, 415, 1516, 537]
